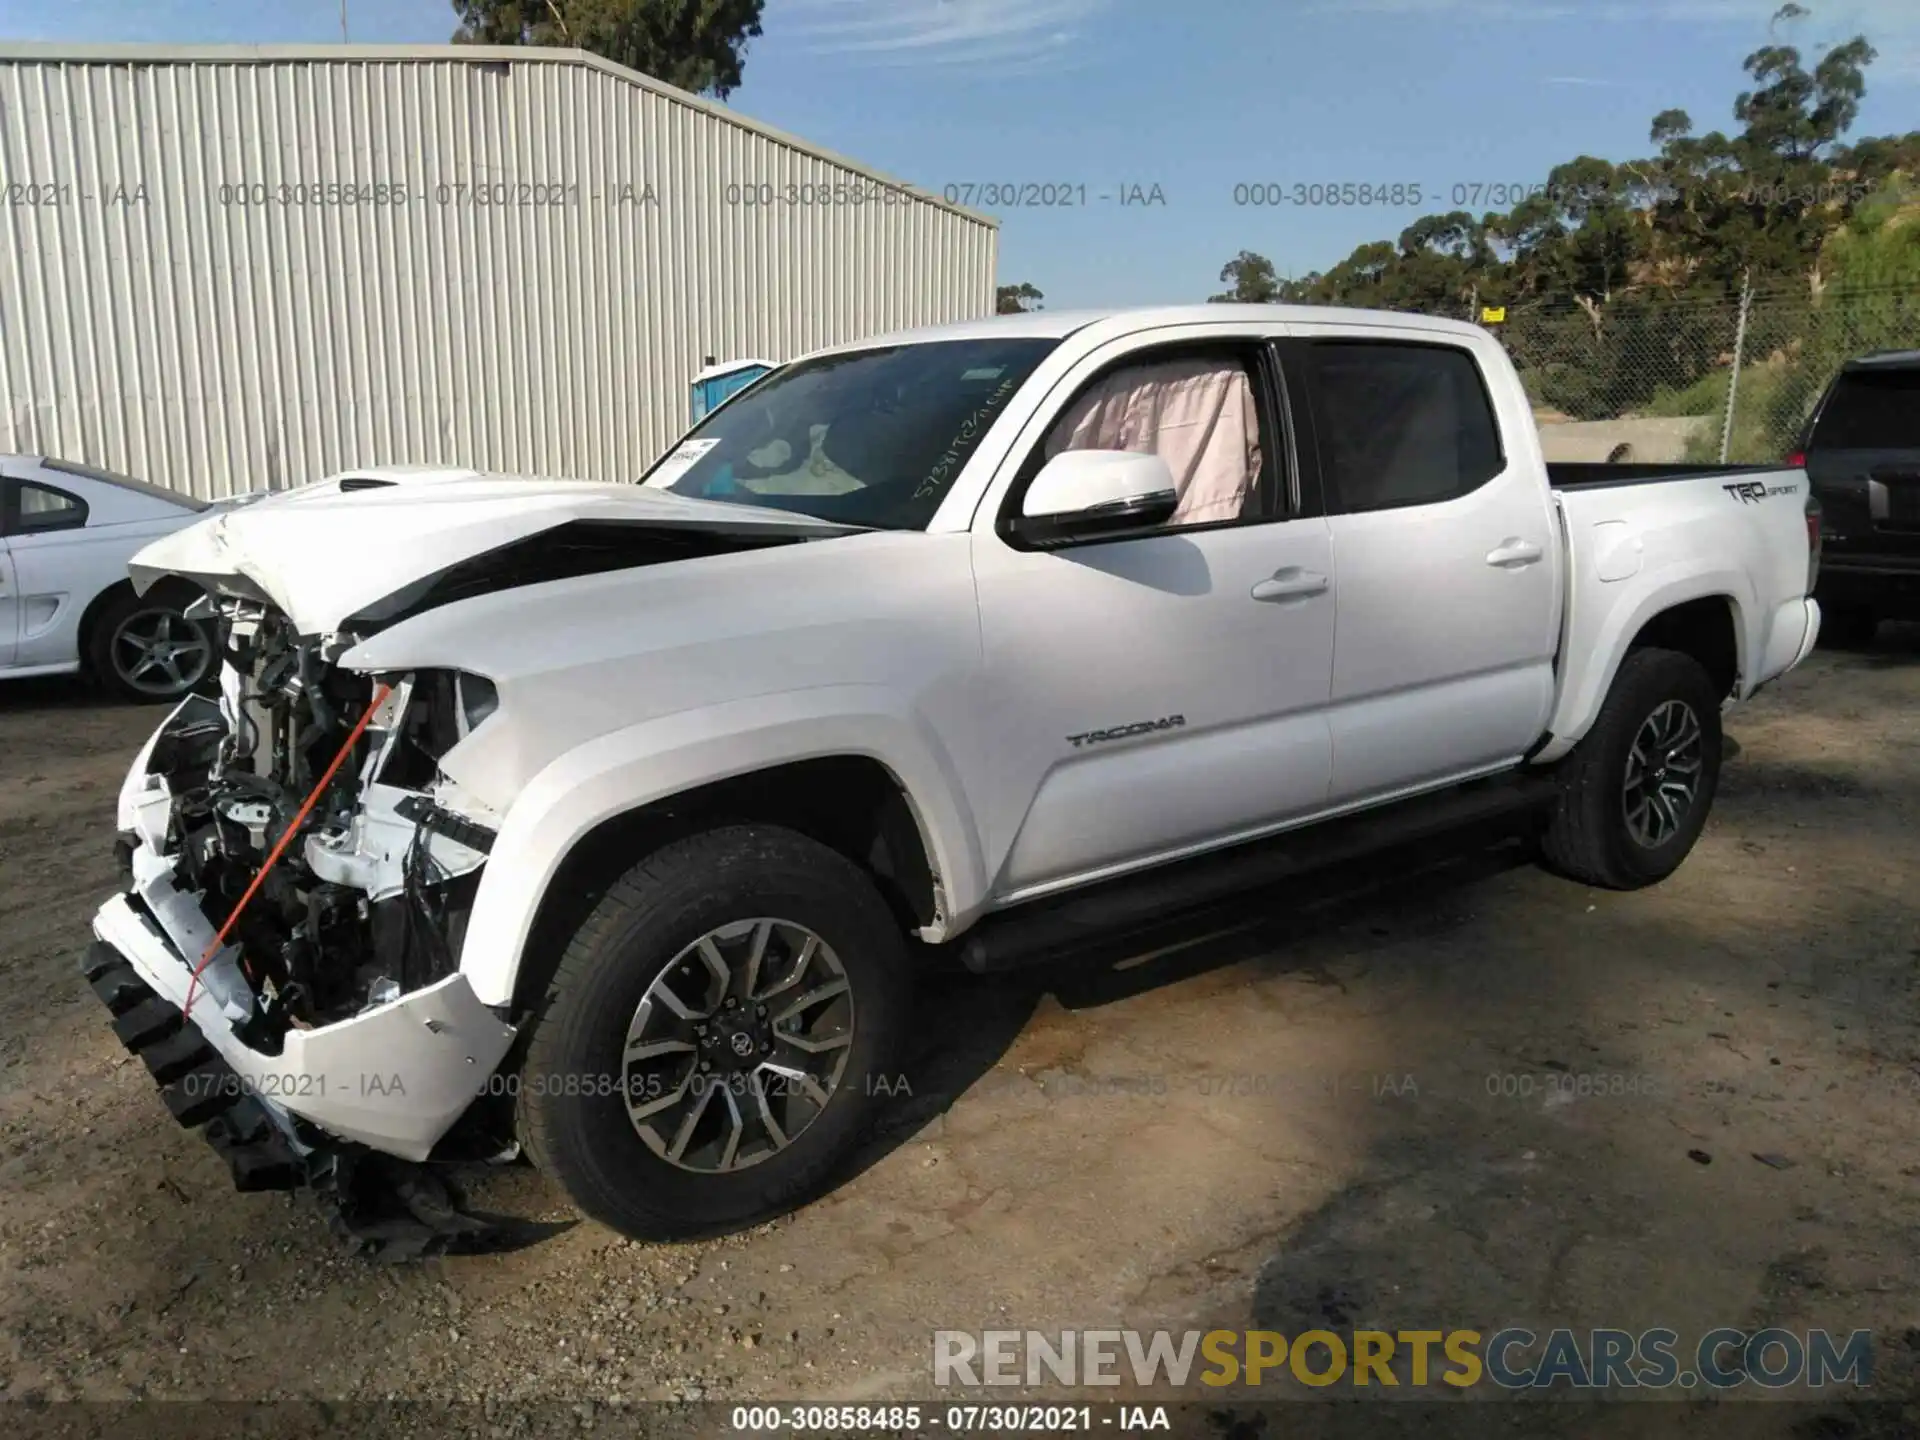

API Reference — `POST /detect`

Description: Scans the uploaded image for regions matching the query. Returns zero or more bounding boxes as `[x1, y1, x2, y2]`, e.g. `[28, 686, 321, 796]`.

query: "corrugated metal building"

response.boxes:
[0, 43, 998, 499]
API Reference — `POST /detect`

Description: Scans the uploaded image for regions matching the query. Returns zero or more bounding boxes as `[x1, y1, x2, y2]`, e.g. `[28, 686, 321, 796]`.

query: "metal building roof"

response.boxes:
[0, 41, 997, 230]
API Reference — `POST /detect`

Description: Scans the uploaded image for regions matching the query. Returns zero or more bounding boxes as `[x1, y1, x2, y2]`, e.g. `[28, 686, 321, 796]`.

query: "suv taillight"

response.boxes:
[1805, 490, 1822, 592]
[1787, 450, 1806, 468]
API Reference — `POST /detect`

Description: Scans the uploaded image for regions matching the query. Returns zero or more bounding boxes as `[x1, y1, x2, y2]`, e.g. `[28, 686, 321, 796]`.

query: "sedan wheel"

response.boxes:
[110, 606, 215, 700]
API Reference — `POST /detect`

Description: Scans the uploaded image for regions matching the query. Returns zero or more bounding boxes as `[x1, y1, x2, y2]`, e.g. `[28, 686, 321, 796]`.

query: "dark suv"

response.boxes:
[1797, 351, 1920, 646]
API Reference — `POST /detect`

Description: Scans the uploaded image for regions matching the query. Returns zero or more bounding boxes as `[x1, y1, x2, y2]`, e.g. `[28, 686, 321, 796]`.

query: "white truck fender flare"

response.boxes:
[453, 686, 988, 1008]
[1537, 564, 1753, 765]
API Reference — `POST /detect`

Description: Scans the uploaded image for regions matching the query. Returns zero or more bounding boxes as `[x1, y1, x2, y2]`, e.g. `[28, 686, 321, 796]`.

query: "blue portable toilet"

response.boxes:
[691, 357, 775, 424]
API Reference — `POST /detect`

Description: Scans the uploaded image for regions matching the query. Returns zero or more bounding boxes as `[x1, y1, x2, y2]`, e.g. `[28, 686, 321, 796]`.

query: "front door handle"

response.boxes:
[1250, 567, 1329, 602]
[1486, 538, 1544, 568]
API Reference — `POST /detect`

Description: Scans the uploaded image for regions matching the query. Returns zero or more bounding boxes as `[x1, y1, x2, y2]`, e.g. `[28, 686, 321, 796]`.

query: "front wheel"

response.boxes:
[1539, 647, 1724, 890]
[516, 824, 911, 1241]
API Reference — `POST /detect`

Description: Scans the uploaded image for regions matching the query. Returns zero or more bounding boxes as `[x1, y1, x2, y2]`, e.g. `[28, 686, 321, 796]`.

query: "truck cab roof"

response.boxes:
[811, 303, 1489, 357]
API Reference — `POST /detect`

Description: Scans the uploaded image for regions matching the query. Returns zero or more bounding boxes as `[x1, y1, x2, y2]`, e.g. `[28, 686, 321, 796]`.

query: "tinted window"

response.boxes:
[645, 338, 1059, 530]
[1809, 369, 1920, 451]
[16, 481, 88, 531]
[1305, 342, 1504, 512]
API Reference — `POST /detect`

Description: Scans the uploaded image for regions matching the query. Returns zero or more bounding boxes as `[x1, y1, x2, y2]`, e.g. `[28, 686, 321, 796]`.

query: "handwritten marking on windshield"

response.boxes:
[915, 377, 1021, 501]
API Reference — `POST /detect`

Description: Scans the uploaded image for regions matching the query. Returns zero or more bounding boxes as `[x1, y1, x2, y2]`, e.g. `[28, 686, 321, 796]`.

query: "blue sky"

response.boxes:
[4, 0, 1916, 306]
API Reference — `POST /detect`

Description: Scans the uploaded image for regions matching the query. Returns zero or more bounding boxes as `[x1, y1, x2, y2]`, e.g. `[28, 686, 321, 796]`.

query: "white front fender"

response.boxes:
[451, 687, 990, 1008]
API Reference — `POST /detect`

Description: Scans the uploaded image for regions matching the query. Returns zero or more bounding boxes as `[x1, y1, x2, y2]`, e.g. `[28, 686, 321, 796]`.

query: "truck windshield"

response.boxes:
[1809, 368, 1920, 451]
[642, 337, 1059, 530]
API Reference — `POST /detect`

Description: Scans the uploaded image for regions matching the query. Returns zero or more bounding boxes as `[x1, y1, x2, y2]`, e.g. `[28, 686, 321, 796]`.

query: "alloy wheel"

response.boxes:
[621, 918, 856, 1173]
[111, 608, 214, 698]
[1622, 699, 1703, 848]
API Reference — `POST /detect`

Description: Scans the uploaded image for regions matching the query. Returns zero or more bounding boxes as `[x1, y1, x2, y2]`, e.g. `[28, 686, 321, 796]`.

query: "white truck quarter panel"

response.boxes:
[1541, 468, 1812, 761]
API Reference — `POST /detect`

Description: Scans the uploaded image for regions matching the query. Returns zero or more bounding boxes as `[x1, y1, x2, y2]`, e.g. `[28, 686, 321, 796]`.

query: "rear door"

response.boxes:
[1803, 364, 1920, 568]
[1285, 329, 1563, 804]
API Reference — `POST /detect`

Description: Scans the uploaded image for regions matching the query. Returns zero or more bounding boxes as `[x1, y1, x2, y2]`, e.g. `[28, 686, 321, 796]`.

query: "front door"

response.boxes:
[969, 336, 1338, 901]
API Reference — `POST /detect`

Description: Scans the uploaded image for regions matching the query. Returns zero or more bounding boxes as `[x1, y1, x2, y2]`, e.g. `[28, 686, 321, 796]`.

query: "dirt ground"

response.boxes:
[2, 634, 1917, 1437]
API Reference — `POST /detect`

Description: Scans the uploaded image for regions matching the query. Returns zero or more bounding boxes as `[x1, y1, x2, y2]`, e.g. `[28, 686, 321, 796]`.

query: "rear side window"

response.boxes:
[1304, 341, 1504, 513]
[1809, 369, 1920, 450]
[13, 481, 88, 533]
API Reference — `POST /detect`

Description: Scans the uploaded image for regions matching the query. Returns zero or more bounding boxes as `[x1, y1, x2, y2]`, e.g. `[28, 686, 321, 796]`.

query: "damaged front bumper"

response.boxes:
[90, 878, 513, 1162]
[84, 632, 522, 1255]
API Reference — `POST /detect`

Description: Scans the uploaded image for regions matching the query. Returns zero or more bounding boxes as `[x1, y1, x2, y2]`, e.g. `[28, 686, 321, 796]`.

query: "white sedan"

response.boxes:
[0, 455, 236, 702]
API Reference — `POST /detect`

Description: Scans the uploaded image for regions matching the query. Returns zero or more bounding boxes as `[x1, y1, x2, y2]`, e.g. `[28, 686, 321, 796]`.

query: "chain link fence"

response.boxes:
[1452, 283, 1920, 465]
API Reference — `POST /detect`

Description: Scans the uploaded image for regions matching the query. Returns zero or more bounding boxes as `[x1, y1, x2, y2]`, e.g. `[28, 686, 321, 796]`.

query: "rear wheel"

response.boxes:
[517, 824, 911, 1241]
[1539, 647, 1724, 889]
[87, 584, 216, 704]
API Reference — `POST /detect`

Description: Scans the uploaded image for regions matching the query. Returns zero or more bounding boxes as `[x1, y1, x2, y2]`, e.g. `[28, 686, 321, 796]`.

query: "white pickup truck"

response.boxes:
[83, 305, 1821, 1254]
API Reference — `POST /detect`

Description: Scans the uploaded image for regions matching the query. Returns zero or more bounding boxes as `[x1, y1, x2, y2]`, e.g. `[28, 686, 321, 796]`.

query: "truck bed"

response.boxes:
[1536, 460, 1817, 765]
[1547, 462, 1785, 489]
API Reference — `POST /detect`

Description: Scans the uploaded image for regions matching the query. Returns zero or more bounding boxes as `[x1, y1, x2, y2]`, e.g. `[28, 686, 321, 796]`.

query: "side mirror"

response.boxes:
[1010, 449, 1178, 545]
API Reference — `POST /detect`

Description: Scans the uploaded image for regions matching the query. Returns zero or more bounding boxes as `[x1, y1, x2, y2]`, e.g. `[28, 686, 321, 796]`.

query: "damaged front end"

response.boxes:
[85, 599, 519, 1259]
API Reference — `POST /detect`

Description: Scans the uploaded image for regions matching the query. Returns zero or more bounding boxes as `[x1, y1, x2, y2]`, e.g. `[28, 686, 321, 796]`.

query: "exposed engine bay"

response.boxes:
[134, 599, 502, 1044]
[88, 599, 527, 1258]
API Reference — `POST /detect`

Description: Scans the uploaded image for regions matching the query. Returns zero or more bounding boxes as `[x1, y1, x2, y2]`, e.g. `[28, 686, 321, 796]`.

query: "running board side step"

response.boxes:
[955, 770, 1557, 974]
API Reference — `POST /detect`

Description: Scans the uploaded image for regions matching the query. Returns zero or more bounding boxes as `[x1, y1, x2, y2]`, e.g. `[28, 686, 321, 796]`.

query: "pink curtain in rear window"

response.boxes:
[1043, 358, 1260, 525]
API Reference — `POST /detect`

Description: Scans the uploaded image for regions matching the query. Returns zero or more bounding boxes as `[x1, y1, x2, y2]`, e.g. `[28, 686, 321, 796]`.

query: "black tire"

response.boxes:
[86, 583, 217, 705]
[1816, 604, 1878, 650]
[1539, 647, 1724, 890]
[517, 824, 911, 1242]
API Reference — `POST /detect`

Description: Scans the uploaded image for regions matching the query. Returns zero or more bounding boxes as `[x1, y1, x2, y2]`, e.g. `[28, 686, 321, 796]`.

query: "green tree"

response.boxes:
[1646, 6, 1877, 290]
[451, 0, 766, 98]
[1219, 3, 1886, 314]
[1209, 250, 1283, 303]
[996, 282, 1045, 314]
[1210, 5, 1903, 424]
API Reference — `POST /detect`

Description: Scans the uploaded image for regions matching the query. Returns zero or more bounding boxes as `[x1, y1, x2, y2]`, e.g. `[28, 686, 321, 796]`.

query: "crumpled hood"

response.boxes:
[128, 469, 861, 635]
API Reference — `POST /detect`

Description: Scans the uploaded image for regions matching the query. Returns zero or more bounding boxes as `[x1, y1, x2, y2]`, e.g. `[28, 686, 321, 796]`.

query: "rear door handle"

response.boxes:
[1250, 567, 1329, 602]
[1486, 538, 1544, 568]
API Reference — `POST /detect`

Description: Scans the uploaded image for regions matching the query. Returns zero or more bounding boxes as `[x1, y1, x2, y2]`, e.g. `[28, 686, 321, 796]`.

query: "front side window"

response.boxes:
[644, 338, 1059, 530]
[1035, 350, 1270, 527]
[15, 481, 88, 532]
[1304, 341, 1503, 513]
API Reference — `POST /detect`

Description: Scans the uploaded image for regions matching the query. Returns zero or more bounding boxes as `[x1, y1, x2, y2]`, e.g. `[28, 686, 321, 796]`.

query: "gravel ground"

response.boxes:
[1, 634, 1917, 1438]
